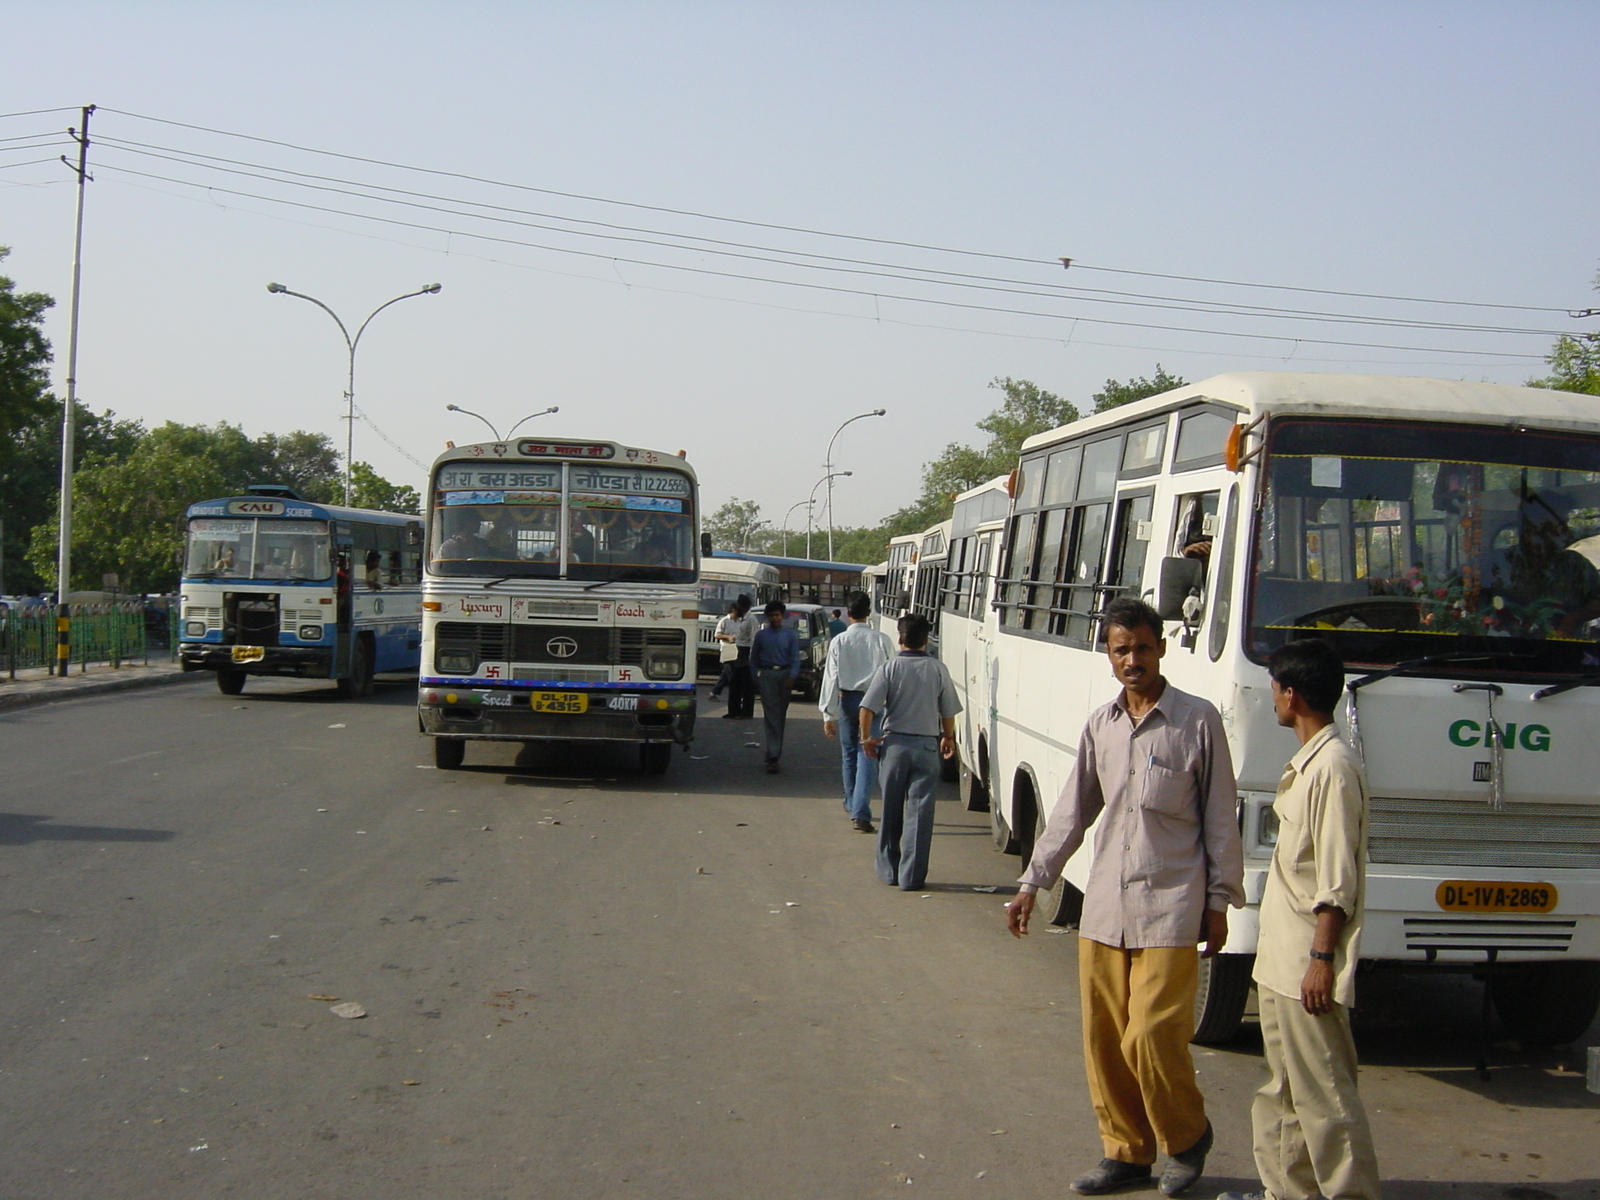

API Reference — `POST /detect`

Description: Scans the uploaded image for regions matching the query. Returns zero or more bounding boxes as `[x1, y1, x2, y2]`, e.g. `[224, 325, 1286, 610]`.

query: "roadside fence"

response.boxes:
[0, 603, 173, 679]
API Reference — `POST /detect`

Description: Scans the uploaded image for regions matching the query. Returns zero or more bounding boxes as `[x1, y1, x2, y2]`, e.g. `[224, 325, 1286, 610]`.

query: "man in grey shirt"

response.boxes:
[1005, 597, 1244, 1197]
[860, 613, 961, 890]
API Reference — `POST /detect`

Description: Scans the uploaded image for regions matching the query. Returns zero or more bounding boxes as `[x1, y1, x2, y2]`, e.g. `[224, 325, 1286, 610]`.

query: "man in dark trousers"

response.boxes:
[750, 600, 800, 773]
[860, 613, 961, 890]
[723, 594, 758, 721]
[1005, 597, 1243, 1197]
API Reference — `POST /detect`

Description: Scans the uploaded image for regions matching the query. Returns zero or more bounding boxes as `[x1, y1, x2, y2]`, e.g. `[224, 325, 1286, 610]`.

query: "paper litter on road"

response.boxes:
[972, 885, 1000, 892]
[308, 993, 340, 1002]
[327, 723, 346, 729]
[329, 1002, 367, 1019]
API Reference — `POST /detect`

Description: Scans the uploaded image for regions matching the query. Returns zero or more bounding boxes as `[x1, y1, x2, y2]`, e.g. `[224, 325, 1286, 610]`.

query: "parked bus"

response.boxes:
[967, 372, 1600, 1045]
[178, 485, 423, 696]
[725, 551, 869, 608]
[418, 439, 700, 774]
[872, 532, 919, 639]
[910, 520, 951, 651]
[697, 554, 781, 675]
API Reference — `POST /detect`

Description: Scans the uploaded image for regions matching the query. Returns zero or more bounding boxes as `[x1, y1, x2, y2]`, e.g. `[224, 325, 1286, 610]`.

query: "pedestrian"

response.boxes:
[859, 612, 960, 889]
[1218, 638, 1380, 1200]
[709, 601, 741, 702]
[1005, 596, 1244, 1197]
[820, 592, 896, 833]
[723, 594, 758, 721]
[828, 607, 847, 637]
[750, 600, 800, 773]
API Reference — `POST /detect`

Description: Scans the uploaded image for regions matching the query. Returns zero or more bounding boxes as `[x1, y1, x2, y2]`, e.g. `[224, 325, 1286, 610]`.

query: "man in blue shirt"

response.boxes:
[750, 600, 801, 773]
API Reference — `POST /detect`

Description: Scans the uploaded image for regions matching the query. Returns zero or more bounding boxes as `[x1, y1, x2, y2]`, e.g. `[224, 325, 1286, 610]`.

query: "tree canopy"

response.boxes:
[1090, 365, 1186, 413]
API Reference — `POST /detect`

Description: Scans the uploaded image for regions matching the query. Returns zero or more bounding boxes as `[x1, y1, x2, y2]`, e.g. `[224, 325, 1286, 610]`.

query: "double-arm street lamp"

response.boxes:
[267, 281, 442, 505]
[808, 470, 852, 559]
[445, 404, 559, 441]
[824, 408, 886, 560]
[779, 498, 813, 558]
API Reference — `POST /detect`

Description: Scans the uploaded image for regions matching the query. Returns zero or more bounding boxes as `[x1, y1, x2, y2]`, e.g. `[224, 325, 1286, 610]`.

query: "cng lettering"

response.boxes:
[1447, 720, 1551, 751]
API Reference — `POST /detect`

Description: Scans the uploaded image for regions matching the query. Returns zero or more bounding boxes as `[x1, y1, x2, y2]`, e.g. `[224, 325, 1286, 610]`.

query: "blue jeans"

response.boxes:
[838, 689, 879, 822]
[876, 733, 941, 890]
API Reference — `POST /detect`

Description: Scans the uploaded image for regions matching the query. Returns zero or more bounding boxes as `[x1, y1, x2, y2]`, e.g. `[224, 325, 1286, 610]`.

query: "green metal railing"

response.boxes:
[1, 603, 171, 678]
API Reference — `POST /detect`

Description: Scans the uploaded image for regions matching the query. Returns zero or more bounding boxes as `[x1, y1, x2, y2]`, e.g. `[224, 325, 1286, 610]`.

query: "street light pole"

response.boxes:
[808, 471, 852, 559]
[267, 281, 441, 505]
[824, 408, 886, 562]
[444, 404, 560, 441]
[780, 499, 811, 558]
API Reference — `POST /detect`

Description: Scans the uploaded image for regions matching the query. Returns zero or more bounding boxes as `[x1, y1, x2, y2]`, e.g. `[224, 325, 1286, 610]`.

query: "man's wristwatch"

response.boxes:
[1308, 949, 1335, 962]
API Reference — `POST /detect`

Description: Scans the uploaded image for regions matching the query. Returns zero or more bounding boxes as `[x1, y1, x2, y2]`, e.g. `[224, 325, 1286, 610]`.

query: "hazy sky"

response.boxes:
[4, 2, 1597, 539]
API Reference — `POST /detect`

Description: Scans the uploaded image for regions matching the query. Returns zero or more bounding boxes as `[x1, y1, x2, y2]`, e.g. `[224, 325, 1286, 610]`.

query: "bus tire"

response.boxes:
[960, 760, 990, 813]
[434, 737, 465, 770]
[337, 635, 374, 699]
[1192, 953, 1254, 1045]
[216, 669, 246, 695]
[1490, 961, 1600, 1046]
[640, 742, 673, 775]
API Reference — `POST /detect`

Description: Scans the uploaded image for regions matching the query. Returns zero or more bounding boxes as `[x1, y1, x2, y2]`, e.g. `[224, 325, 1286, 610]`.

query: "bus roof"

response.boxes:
[1020, 371, 1600, 455]
[184, 495, 421, 525]
[713, 550, 870, 573]
[431, 439, 694, 476]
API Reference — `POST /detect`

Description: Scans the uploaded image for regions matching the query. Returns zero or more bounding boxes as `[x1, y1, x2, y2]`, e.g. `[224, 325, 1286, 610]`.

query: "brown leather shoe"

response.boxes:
[851, 818, 875, 833]
[1071, 1159, 1151, 1195]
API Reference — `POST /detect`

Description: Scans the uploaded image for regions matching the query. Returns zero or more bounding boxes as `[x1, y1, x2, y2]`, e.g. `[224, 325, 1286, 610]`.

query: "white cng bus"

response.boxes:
[969, 372, 1600, 1045]
[872, 532, 919, 640]
[695, 554, 781, 675]
[418, 438, 700, 775]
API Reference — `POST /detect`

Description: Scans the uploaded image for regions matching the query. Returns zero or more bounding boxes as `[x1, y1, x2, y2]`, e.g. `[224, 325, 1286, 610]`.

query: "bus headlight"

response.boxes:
[436, 648, 476, 674]
[644, 652, 684, 680]
[184, 621, 206, 638]
[298, 624, 324, 641]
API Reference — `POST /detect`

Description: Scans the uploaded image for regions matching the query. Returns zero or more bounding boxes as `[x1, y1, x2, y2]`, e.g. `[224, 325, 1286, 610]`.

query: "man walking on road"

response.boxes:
[1219, 638, 1380, 1200]
[723, 594, 758, 721]
[1005, 597, 1243, 1197]
[820, 593, 895, 833]
[751, 600, 800, 773]
[860, 613, 960, 889]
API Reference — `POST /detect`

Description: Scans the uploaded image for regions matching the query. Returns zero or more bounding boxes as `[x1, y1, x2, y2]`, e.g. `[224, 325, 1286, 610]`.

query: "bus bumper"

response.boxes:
[418, 686, 696, 746]
[179, 644, 333, 677]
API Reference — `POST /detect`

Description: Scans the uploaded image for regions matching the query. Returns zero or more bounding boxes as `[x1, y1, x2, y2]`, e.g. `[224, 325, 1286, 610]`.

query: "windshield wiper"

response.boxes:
[583, 569, 662, 592]
[1346, 650, 1535, 695]
[1533, 670, 1600, 700]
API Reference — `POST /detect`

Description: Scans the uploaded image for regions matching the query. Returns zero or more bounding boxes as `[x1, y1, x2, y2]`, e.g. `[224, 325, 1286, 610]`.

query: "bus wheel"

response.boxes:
[216, 669, 246, 696]
[640, 743, 673, 775]
[337, 636, 374, 699]
[1490, 961, 1600, 1046]
[1192, 953, 1254, 1045]
[434, 737, 465, 770]
[960, 760, 990, 813]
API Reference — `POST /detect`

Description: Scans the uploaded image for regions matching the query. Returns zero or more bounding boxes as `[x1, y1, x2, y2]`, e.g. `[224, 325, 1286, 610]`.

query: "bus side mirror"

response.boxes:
[1155, 556, 1205, 620]
[701, 533, 713, 558]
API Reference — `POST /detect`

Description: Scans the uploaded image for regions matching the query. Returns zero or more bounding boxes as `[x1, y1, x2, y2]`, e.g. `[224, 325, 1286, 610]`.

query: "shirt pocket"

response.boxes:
[1141, 762, 1198, 821]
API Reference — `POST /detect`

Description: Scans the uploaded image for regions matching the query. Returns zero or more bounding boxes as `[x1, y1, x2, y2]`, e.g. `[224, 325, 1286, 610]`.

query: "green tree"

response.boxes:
[1091, 365, 1187, 413]
[348, 461, 421, 514]
[703, 497, 769, 553]
[0, 249, 57, 593]
[1529, 270, 1599, 396]
[253, 430, 342, 501]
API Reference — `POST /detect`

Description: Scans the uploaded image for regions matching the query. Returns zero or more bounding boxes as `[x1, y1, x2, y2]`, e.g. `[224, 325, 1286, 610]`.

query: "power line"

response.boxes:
[91, 160, 1549, 360]
[99, 106, 1577, 316]
[0, 106, 82, 121]
[91, 135, 1571, 338]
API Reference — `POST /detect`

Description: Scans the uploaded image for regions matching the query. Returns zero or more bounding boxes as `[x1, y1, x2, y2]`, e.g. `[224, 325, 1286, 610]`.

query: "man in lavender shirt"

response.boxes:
[1006, 597, 1244, 1197]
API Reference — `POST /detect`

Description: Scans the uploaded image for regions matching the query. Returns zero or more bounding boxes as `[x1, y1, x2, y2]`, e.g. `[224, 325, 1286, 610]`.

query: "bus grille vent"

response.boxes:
[1369, 796, 1600, 871]
[510, 666, 610, 683]
[525, 601, 601, 619]
[185, 606, 222, 629]
[435, 621, 508, 664]
[617, 628, 685, 666]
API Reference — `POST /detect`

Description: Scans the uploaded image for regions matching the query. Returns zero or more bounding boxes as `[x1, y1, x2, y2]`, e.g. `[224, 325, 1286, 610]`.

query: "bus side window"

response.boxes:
[1207, 484, 1241, 661]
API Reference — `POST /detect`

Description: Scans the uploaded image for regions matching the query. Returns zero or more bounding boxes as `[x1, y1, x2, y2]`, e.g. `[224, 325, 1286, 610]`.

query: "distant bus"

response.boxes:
[178, 485, 423, 696]
[872, 533, 919, 639]
[724, 551, 869, 608]
[697, 555, 782, 675]
[418, 438, 700, 774]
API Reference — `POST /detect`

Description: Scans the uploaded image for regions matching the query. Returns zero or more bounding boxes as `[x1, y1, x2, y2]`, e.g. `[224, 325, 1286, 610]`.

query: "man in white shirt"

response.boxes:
[819, 593, 895, 833]
[723, 594, 759, 720]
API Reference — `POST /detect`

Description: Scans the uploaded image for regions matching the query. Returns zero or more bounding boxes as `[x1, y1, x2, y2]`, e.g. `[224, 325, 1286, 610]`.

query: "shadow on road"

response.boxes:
[0, 810, 175, 846]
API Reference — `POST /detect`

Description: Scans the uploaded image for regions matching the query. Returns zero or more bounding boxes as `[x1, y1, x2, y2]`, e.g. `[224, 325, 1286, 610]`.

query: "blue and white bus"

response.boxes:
[178, 485, 424, 696]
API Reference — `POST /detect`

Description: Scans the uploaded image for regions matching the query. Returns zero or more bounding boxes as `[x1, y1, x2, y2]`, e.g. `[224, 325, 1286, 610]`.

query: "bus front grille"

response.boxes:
[1369, 796, 1600, 871]
[435, 622, 686, 670]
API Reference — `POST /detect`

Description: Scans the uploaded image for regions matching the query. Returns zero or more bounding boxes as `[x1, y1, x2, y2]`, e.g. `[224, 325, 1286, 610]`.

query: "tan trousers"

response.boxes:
[1078, 936, 1208, 1164]
[1254, 988, 1382, 1200]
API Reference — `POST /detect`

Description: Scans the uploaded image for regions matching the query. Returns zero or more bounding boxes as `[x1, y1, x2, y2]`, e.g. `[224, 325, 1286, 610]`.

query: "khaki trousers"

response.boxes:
[1254, 988, 1381, 1200]
[1078, 936, 1209, 1164]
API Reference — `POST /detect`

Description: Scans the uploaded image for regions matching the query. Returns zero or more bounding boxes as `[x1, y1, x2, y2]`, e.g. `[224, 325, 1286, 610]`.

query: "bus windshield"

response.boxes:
[429, 461, 696, 583]
[1249, 418, 1600, 674]
[185, 518, 332, 581]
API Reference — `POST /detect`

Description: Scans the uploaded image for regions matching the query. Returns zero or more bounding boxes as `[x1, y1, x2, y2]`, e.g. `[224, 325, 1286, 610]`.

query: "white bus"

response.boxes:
[872, 532, 919, 640]
[910, 519, 952, 653]
[971, 372, 1600, 1045]
[696, 554, 781, 675]
[419, 439, 700, 775]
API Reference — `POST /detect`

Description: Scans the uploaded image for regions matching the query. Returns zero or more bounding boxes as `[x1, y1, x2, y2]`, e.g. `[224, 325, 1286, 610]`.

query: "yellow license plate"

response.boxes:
[530, 691, 588, 714]
[231, 646, 265, 663]
[1435, 881, 1557, 914]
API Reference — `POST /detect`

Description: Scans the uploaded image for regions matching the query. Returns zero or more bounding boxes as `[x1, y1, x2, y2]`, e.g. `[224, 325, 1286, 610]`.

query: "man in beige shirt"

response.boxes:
[1221, 637, 1380, 1200]
[1007, 598, 1244, 1197]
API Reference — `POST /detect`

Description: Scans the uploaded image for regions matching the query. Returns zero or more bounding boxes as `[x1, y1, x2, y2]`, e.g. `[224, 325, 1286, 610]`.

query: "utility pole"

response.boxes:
[56, 104, 94, 675]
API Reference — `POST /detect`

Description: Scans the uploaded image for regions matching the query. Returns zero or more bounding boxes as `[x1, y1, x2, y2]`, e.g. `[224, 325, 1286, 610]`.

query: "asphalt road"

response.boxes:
[1, 676, 1596, 1200]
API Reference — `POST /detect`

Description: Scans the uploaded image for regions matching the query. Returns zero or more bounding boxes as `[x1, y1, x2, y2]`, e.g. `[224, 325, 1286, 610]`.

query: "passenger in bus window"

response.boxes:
[437, 509, 493, 559]
[364, 550, 384, 590]
[1004, 597, 1244, 1198]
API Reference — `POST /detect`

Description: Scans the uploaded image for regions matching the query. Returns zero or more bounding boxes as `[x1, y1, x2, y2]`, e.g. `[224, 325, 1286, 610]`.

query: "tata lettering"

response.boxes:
[1447, 720, 1551, 751]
